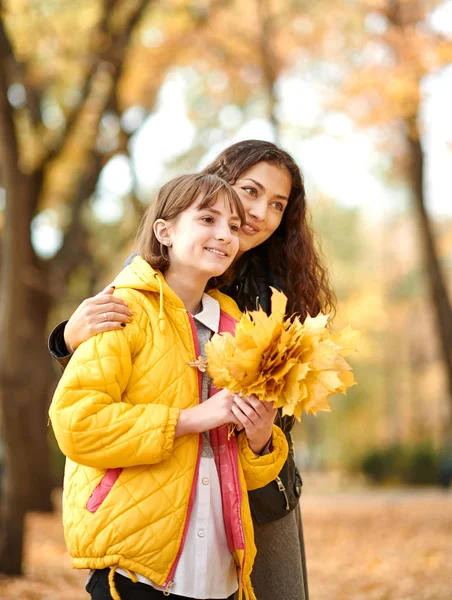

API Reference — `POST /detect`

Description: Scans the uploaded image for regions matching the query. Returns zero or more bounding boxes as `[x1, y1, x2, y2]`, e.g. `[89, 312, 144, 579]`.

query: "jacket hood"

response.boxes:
[112, 255, 185, 332]
[111, 254, 241, 332]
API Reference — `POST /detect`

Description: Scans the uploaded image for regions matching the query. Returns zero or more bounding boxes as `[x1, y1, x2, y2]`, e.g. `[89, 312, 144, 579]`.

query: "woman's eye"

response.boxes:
[201, 216, 214, 223]
[242, 186, 257, 197]
[271, 201, 284, 212]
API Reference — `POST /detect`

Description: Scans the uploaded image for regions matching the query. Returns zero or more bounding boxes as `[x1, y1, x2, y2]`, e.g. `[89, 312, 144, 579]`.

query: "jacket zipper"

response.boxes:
[228, 430, 247, 599]
[275, 475, 290, 511]
[162, 312, 203, 594]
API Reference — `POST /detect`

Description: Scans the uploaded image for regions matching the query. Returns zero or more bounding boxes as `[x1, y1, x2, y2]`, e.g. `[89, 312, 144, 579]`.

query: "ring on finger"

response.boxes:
[103, 312, 108, 322]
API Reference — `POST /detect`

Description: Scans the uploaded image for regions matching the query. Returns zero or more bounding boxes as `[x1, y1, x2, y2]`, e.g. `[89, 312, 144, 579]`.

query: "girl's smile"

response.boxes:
[163, 193, 241, 281]
[204, 246, 230, 257]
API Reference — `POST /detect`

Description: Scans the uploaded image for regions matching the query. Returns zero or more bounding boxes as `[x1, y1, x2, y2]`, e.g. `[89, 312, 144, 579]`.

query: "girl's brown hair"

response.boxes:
[135, 173, 245, 284]
[202, 140, 336, 320]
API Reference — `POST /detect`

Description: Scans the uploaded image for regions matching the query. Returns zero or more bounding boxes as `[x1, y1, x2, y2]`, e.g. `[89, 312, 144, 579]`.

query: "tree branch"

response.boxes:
[49, 0, 149, 273]
[0, 15, 20, 174]
[0, 5, 44, 125]
[44, 0, 148, 167]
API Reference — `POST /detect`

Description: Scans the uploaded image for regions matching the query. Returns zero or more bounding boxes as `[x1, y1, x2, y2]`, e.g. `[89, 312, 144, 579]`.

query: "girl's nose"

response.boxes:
[215, 223, 232, 242]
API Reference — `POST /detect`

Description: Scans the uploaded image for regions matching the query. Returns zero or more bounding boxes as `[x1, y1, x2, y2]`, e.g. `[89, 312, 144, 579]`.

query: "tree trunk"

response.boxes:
[0, 170, 37, 573]
[24, 271, 55, 513]
[0, 58, 54, 569]
[0, 179, 56, 574]
[406, 125, 452, 427]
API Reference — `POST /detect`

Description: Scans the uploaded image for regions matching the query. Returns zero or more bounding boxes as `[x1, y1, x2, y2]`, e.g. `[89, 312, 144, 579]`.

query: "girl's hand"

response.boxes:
[175, 389, 242, 437]
[231, 394, 277, 455]
[64, 285, 133, 353]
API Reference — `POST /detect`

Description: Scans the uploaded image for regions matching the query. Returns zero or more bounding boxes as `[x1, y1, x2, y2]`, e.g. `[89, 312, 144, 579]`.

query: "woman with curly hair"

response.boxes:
[49, 140, 336, 600]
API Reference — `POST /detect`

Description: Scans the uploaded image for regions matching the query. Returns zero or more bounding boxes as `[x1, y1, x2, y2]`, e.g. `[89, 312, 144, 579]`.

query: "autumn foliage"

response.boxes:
[206, 289, 360, 420]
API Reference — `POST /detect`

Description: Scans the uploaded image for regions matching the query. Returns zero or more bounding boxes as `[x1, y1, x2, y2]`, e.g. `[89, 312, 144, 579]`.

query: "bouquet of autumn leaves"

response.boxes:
[205, 289, 360, 421]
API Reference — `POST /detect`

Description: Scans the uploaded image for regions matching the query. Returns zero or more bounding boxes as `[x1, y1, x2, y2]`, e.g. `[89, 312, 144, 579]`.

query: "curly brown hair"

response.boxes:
[202, 140, 336, 320]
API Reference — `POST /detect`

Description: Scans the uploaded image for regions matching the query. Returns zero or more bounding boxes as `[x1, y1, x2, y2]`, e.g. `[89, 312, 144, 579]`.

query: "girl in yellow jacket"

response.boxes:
[49, 173, 288, 600]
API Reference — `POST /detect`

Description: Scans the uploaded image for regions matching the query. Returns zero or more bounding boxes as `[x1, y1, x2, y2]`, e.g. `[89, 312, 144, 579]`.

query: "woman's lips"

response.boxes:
[241, 223, 261, 235]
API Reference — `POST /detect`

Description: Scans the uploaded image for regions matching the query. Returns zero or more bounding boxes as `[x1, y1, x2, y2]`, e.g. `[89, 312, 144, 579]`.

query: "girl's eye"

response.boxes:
[201, 216, 214, 223]
[230, 224, 240, 233]
[242, 186, 257, 197]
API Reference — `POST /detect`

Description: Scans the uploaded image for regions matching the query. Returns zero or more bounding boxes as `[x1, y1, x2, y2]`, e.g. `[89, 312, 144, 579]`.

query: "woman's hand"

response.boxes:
[231, 395, 277, 454]
[64, 285, 133, 353]
[175, 389, 242, 437]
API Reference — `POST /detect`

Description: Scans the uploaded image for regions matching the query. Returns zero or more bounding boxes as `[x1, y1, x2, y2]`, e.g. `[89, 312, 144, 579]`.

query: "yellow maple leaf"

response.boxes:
[205, 288, 360, 422]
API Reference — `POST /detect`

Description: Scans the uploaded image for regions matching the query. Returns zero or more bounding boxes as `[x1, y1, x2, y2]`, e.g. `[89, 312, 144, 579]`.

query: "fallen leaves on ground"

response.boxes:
[301, 480, 452, 600]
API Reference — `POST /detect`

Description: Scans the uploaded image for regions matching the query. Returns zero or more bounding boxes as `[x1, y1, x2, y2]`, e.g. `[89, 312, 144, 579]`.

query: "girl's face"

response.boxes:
[165, 193, 242, 280]
[232, 161, 292, 256]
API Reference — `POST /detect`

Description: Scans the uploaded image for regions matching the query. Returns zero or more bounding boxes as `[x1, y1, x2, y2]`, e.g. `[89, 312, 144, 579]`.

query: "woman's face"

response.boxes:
[232, 161, 292, 256]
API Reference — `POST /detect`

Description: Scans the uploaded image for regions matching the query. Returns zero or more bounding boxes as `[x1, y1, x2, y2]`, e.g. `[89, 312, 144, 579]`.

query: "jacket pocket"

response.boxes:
[86, 468, 122, 513]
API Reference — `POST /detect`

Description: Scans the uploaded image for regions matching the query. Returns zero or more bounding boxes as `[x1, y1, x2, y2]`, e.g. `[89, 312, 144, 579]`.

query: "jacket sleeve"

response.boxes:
[237, 424, 288, 491]
[49, 296, 180, 470]
[48, 320, 72, 371]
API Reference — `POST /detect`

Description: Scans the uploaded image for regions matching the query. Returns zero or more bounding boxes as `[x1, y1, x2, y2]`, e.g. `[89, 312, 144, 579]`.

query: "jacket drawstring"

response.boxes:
[154, 272, 167, 333]
[108, 566, 138, 600]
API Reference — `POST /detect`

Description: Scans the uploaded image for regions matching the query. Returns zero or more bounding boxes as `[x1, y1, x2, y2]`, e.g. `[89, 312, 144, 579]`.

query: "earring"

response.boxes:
[163, 240, 172, 246]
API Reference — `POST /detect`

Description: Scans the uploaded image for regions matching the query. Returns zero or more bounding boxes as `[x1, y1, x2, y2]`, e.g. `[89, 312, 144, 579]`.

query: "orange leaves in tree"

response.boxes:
[205, 288, 360, 420]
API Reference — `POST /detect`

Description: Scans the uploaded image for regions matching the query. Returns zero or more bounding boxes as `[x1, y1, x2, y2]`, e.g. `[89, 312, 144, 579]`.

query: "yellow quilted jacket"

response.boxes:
[50, 256, 288, 600]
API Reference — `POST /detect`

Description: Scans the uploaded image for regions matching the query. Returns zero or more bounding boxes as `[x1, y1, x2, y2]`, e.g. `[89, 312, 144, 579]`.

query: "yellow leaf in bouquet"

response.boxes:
[229, 352, 262, 384]
[206, 287, 360, 422]
[249, 310, 278, 339]
[301, 339, 337, 364]
[268, 288, 288, 322]
[292, 403, 304, 421]
[310, 352, 351, 372]
[315, 370, 344, 393]
[304, 393, 331, 416]
[337, 370, 357, 393]
[268, 358, 300, 381]
[301, 315, 330, 346]
[205, 334, 238, 389]
[267, 376, 287, 398]
[330, 325, 361, 356]
[274, 364, 309, 410]
[303, 375, 332, 415]
[303, 313, 330, 331]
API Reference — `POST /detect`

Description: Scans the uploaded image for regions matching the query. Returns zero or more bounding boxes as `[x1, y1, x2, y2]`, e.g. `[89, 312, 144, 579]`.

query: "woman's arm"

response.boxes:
[48, 285, 133, 370]
[48, 320, 72, 369]
[64, 284, 133, 353]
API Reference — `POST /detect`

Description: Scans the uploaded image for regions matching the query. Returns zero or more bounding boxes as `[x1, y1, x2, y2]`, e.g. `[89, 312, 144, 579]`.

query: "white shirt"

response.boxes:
[118, 293, 238, 598]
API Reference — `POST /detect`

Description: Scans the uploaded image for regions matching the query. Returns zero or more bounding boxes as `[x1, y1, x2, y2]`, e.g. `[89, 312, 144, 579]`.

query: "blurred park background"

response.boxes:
[0, 0, 451, 598]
